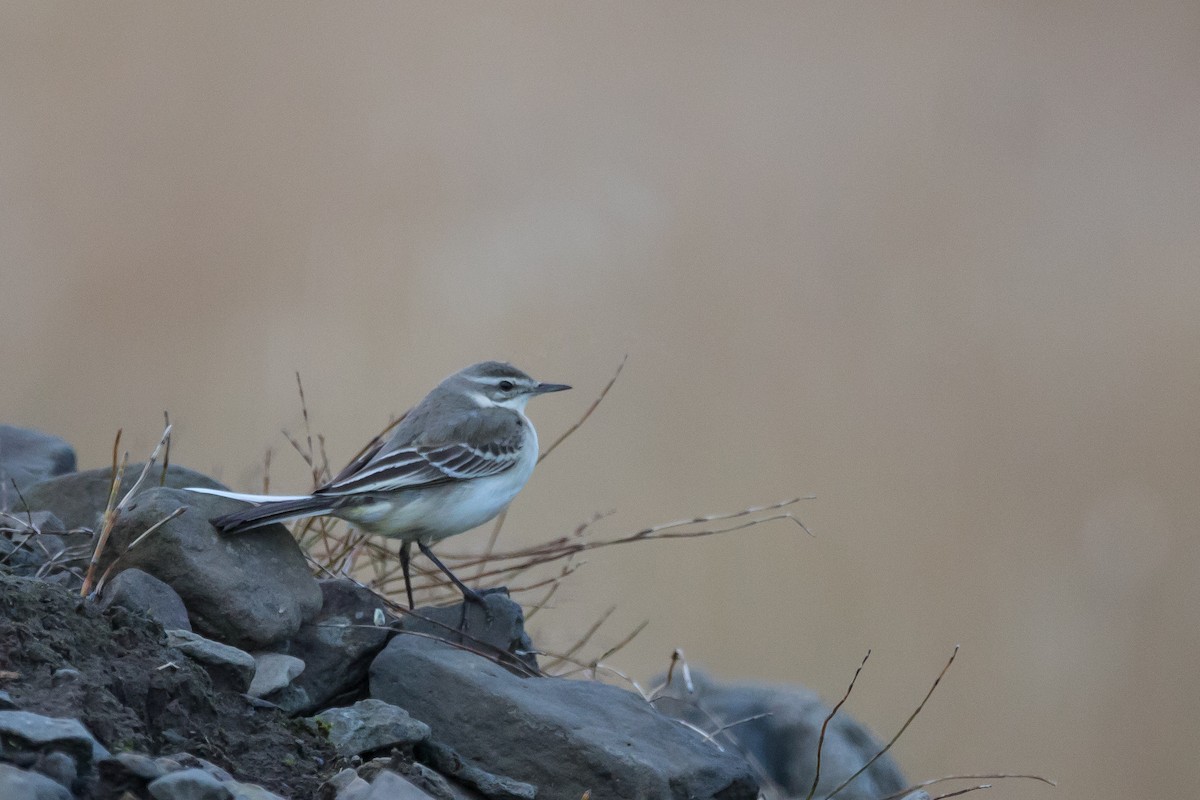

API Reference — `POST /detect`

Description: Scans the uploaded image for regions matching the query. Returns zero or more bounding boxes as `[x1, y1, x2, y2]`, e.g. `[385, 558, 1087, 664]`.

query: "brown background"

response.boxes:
[2, 3, 1197, 799]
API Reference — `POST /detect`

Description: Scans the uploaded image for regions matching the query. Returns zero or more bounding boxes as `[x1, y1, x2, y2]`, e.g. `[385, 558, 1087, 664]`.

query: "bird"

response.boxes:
[186, 361, 570, 611]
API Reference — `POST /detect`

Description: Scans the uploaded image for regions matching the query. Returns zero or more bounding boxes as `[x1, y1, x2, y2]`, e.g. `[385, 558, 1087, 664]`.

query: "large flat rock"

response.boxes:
[370, 635, 758, 800]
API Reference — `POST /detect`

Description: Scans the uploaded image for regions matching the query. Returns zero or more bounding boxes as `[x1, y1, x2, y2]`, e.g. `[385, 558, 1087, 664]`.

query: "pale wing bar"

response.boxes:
[319, 441, 521, 496]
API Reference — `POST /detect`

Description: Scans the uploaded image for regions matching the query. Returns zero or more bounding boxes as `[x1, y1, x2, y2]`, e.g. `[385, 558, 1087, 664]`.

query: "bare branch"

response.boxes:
[823, 646, 959, 800]
[806, 650, 871, 800]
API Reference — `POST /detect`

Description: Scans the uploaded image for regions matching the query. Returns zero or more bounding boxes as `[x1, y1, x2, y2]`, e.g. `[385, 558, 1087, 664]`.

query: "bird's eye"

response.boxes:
[498, 380, 515, 392]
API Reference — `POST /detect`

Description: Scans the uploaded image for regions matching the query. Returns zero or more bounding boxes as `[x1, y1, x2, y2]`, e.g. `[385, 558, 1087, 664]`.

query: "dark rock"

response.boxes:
[399, 590, 536, 672]
[223, 780, 289, 800]
[370, 636, 759, 800]
[0, 425, 76, 496]
[98, 568, 192, 631]
[161, 753, 235, 783]
[33, 750, 77, 790]
[653, 671, 907, 800]
[315, 699, 430, 757]
[0, 709, 109, 771]
[248, 653, 305, 698]
[96, 487, 322, 648]
[0, 690, 16, 709]
[14, 463, 224, 531]
[363, 769, 435, 800]
[165, 630, 257, 693]
[269, 579, 393, 715]
[416, 738, 535, 800]
[102, 752, 166, 781]
[148, 767, 233, 800]
[0, 763, 73, 800]
[356, 758, 457, 800]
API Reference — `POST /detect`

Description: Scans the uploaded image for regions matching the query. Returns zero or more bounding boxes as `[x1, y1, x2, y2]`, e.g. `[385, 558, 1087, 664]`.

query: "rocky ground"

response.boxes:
[0, 424, 916, 800]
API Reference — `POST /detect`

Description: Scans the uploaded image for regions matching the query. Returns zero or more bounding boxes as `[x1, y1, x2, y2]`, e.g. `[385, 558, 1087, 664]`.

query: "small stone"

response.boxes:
[362, 770, 434, 800]
[268, 579, 393, 715]
[148, 767, 233, 800]
[34, 751, 77, 790]
[0, 763, 73, 800]
[399, 589, 535, 669]
[314, 699, 430, 758]
[162, 753, 234, 782]
[0, 710, 108, 770]
[223, 780, 289, 800]
[0, 425, 76, 494]
[98, 568, 192, 632]
[247, 653, 305, 698]
[0, 690, 16, 709]
[165, 630, 256, 692]
[334, 776, 370, 800]
[106, 752, 166, 781]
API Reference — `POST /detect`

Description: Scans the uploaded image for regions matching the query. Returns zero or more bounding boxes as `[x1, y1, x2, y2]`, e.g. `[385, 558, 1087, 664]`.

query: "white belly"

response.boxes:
[338, 431, 538, 544]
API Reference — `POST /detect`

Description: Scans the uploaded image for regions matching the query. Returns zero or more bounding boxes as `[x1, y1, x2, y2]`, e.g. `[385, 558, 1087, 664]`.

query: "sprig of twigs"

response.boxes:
[80, 424, 172, 597]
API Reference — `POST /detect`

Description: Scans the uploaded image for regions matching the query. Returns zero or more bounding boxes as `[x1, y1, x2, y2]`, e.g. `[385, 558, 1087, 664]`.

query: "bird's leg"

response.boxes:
[399, 541, 415, 610]
[417, 541, 489, 630]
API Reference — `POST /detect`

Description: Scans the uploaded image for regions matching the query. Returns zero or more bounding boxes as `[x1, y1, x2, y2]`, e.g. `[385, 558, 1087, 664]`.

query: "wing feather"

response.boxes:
[317, 413, 524, 497]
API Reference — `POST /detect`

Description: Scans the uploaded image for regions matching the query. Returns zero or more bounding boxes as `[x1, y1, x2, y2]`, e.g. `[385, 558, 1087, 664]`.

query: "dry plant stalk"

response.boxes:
[79, 424, 172, 597]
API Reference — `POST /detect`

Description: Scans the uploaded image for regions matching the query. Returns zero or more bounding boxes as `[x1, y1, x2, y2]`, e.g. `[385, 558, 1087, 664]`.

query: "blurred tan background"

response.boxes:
[3, 2, 1198, 798]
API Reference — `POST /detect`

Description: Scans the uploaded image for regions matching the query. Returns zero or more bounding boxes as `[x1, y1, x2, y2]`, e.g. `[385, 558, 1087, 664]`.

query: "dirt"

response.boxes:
[0, 572, 339, 799]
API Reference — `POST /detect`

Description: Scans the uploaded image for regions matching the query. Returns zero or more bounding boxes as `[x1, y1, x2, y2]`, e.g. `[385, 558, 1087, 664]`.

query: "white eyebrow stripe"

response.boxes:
[464, 390, 497, 407]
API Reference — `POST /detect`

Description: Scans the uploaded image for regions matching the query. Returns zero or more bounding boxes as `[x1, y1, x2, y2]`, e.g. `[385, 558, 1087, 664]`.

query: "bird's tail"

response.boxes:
[207, 495, 335, 534]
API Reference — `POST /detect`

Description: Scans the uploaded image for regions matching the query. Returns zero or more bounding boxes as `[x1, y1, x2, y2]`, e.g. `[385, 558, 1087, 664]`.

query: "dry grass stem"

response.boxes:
[81, 424, 173, 597]
[541, 605, 615, 672]
[537, 354, 625, 466]
[805, 650, 871, 800]
[93, 505, 186, 595]
[877, 774, 1056, 800]
[822, 645, 959, 800]
[934, 785, 991, 799]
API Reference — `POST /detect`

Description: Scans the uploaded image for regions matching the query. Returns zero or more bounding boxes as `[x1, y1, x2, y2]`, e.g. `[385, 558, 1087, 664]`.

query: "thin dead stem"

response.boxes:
[806, 650, 871, 800]
[876, 774, 1056, 800]
[822, 646, 959, 800]
[80, 424, 173, 597]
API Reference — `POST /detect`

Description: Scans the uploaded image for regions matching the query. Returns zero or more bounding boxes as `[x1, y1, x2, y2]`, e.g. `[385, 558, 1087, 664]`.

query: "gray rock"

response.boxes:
[0, 690, 16, 709]
[0, 425, 76, 497]
[269, 579, 393, 714]
[322, 768, 372, 800]
[166, 630, 257, 693]
[0, 763, 73, 800]
[14, 463, 224, 531]
[248, 653, 305, 698]
[399, 590, 536, 671]
[148, 768, 233, 800]
[363, 770, 435, 800]
[98, 567, 192, 631]
[653, 671, 906, 800]
[222, 780, 289, 800]
[0, 710, 109, 770]
[417, 738, 535, 800]
[900, 793, 931, 800]
[33, 750, 77, 789]
[315, 699, 430, 757]
[106, 752, 166, 781]
[370, 636, 759, 800]
[96, 487, 322, 649]
[161, 753, 234, 783]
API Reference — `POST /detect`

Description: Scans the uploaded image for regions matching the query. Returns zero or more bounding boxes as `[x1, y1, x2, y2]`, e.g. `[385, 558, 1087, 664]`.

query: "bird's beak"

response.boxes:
[533, 382, 571, 394]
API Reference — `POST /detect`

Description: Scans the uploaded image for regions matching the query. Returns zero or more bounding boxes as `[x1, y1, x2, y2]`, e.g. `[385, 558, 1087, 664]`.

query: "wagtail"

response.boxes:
[188, 361, 569, 609]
